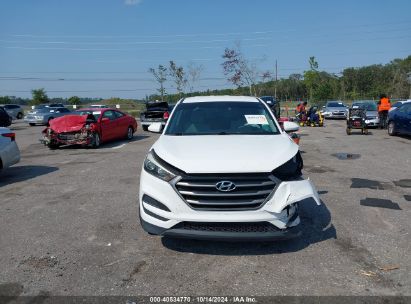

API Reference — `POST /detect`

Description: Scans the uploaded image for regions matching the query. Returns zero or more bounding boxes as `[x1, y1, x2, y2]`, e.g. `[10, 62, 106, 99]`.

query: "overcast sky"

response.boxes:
[1, 0, 410, 99]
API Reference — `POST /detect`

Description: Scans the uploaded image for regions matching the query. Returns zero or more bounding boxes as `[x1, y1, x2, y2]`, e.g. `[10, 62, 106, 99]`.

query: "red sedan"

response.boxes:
[41, 108, 138, 149]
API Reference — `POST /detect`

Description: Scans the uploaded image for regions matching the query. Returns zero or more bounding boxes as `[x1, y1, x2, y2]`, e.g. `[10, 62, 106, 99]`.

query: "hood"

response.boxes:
[49, 114, 91, 133]
[152, 134, 298, 174]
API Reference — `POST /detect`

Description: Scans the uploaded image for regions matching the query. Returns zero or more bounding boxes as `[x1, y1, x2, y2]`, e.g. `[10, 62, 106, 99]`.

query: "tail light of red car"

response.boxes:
[2, 133, 16, 141]
[163, 111, 170, 120]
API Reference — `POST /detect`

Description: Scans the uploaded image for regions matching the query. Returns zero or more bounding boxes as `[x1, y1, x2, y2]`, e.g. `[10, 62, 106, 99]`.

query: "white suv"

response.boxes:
[139, 96, 320, 241]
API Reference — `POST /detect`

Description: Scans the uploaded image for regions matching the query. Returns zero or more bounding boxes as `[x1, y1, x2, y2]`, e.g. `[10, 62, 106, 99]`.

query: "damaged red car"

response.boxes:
[41, 108, 137, 149]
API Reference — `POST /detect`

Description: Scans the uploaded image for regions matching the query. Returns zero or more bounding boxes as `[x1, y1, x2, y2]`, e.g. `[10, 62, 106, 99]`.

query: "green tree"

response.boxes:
[0, 96, 12, 104]
[149, 65, 167, 101]
[31, 88, 48, 105]
[68, 96, 81, 105]
[169, 60, 187, 97]
[222, 45, 259, 96]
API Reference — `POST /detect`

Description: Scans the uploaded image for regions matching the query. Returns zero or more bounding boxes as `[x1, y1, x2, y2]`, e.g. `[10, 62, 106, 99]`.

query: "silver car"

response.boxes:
[321, 101, 348, 119]
[352, 100, 380, 127]
[0, 104, 25, 120]
[0, 127, 20, 171]
[24, 107, 72, 126]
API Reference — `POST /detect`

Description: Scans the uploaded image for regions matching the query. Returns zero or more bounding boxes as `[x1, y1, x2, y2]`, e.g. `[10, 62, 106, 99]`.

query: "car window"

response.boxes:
[114, 111, 125, 118]
[102, 110, 116, 121]
[399, 104, 411, 114]
[58, 108, 70, 113]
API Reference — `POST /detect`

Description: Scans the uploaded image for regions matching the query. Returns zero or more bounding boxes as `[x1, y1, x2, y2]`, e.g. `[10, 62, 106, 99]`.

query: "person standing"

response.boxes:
[377, 94, 391, 129]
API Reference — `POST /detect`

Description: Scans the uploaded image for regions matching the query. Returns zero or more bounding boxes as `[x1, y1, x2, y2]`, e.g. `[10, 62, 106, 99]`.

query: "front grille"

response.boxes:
[175, 221, 280, 233]
[174, 173, 276, 211]
[57, 132, 85, 140]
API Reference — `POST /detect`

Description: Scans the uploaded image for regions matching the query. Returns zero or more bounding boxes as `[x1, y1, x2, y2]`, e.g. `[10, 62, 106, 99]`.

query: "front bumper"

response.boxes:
[140, 120, 166, 126]
[365, 118, 379, 127]
[24, 118, 47, 125]
[40, 132, 94, 146]
[322, 112, 347, 119]
[139, 169, 320, 241]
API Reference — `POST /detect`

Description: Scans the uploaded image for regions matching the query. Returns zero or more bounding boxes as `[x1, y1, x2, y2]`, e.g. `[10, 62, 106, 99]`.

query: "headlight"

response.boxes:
[272, 151, 303, 181]
[143, 150, 176, 182]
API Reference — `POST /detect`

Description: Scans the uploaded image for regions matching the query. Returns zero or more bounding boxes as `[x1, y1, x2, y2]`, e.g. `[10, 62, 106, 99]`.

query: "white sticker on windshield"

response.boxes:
[93, 111, 101, 115]
[245, 115, 269, 125]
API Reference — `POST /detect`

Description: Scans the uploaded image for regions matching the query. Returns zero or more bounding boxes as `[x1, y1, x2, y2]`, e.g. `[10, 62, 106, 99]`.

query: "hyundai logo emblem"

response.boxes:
[216, 181, 236, 192]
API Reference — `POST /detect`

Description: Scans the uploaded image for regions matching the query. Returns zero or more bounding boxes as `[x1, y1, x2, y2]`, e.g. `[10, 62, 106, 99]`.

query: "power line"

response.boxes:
[5, 20, 411, 40]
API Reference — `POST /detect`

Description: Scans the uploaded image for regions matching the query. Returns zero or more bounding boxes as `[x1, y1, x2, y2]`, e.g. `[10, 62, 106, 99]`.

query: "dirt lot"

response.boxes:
[0, 120, 410, 297]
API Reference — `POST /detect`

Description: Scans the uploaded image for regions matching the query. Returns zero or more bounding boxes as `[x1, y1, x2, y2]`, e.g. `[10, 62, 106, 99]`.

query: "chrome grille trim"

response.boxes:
[172, 173, 278, 211]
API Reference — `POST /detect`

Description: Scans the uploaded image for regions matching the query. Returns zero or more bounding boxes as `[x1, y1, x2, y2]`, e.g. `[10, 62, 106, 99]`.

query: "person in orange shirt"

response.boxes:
[377, 94, 391, 129]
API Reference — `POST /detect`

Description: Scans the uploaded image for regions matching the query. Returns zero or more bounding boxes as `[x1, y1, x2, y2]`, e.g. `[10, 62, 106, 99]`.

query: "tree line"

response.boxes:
[1, 51, 409, 106]
[148, 48, 411, 105]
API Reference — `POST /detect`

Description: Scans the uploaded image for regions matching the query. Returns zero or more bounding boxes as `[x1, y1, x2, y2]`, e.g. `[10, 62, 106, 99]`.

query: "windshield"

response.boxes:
[165, 101, 279, 136]
[327, 102, 345, 108]
[352, 102, 377, 111]
[76, 110, 102, 119]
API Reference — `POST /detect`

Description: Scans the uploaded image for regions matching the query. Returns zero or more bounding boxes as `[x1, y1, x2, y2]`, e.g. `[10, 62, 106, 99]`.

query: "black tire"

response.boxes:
[29, 123, 35, 126]
[92, 133, 101, 149]
[142, 125, 148, 131]
[17, 112, 23, 119]
[47, 142, 59, 150]
[126, 126, 134, 140]
[388, 121, 396, 136]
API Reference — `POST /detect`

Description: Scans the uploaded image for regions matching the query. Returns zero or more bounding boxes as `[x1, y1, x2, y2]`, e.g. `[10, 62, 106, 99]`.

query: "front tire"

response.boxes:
[388, 121, 396, 136]
[92, 133, 100, 148]
[17, 112, 23, 119]
[126, 126, 134, 140]
[142, 125, 148, 131]
[29, 123, 35, 126]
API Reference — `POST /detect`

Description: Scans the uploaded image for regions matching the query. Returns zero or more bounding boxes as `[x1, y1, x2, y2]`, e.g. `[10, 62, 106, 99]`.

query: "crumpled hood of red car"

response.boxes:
[49, 115, 90, 133]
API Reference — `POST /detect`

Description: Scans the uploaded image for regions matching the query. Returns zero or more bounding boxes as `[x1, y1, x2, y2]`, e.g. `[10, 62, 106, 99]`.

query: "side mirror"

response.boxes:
[101, 117, 110, 123]
[148, 122, 163, 133]
[283, 121, 300, 133]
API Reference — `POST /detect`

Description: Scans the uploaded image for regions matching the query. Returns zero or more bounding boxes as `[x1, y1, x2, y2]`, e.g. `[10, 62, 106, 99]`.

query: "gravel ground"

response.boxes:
[0, 119, 410, 297]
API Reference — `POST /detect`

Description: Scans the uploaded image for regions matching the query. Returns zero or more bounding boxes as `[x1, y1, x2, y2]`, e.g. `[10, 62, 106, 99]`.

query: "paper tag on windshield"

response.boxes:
[245, 115, 269, 125]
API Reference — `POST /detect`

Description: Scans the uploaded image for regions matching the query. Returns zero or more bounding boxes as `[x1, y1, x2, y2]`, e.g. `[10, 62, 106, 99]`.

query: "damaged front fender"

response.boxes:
[264, 179, 321, 214]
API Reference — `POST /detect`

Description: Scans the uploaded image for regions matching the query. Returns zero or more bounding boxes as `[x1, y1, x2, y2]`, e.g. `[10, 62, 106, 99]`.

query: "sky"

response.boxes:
[0, 0, 411, 99]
